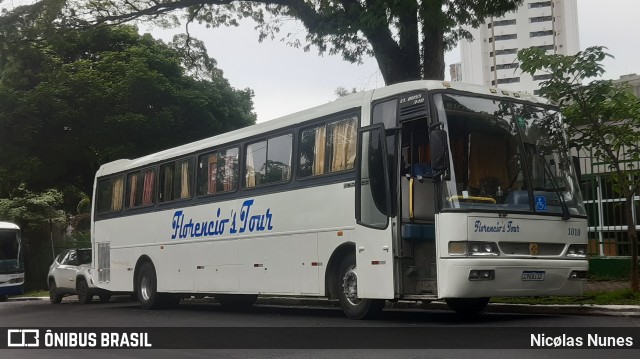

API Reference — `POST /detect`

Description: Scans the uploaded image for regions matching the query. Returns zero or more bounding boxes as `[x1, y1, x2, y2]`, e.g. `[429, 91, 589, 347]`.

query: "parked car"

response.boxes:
[47, 248, 110, 304]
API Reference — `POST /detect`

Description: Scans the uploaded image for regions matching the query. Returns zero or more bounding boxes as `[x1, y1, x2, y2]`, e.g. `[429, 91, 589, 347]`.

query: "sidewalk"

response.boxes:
[584, 280, 629, 292]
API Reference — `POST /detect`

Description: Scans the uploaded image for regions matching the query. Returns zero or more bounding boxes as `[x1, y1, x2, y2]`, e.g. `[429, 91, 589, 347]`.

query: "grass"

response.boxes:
[491, 289, 640, 306]
[17, 290, 49, 298]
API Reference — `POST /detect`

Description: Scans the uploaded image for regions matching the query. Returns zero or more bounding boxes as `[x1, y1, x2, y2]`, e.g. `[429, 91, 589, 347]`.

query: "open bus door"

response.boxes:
[354, 124, 395, 300]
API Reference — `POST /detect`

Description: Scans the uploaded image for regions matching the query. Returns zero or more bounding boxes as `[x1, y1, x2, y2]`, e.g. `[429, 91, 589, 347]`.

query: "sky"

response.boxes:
[145, 0, 640, 123]
[4, 0, 639, 123]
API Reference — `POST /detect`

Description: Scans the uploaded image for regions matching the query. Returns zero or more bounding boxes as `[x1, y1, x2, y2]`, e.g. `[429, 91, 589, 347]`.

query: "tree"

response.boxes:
[0, 10, 256, 198]
[518, 46, 640, 291]
[9, 0, 524, 84]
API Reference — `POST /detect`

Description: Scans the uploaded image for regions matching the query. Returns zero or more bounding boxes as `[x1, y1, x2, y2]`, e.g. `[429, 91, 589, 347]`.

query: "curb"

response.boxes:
[255, 296, 640, 317]
[9, 295, 640, 316]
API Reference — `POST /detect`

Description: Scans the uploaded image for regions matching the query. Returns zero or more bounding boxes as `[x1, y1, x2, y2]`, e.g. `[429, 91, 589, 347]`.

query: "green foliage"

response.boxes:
[0, 184, 66, 233]
[518, 46, 640, 290]
[54, 0, 524, 83]
[517, 46, 640, 197]
[0, 11, 256, 197]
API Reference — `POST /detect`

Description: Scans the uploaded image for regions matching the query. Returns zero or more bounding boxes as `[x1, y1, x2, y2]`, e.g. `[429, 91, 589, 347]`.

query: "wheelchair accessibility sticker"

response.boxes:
[535, 196, 547, 212]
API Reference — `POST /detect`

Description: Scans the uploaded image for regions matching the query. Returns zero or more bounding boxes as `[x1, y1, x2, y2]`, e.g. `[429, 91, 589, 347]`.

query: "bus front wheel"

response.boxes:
[337, 253, 384, 319]
[445, 297, 490, 316]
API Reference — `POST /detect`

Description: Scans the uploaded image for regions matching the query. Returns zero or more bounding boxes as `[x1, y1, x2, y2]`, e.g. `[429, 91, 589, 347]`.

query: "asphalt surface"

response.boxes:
[9, 280, 640, 317]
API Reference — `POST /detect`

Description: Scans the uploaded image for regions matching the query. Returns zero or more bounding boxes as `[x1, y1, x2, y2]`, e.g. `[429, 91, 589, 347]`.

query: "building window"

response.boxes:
[528, 1, 551, 8]
[245, 133, 293, 187]
[493, 19, 517, 26]
[493, 34, 517, 41]
[535, 44, 555, 51]
[530, 16, 553, 23]
[495, 48, 518, 56]
[533, 74, 553, 81]
[530, 30, 554, 38]
[491, 63, 520, 72]
[496, 77, 521, 84]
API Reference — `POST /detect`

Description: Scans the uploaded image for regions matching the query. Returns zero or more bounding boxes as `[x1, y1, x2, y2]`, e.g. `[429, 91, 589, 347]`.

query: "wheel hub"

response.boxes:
[342, 265, 360, 306]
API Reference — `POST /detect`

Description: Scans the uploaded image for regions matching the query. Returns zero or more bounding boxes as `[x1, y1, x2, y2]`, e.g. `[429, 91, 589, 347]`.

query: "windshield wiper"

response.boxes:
[535, 154, 570, 220]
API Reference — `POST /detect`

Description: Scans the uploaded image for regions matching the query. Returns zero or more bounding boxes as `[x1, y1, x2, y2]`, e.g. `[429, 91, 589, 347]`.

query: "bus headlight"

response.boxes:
[448, 241, 500, 256]
[468, 242, 500, 256]
[566, 244, 587, 258]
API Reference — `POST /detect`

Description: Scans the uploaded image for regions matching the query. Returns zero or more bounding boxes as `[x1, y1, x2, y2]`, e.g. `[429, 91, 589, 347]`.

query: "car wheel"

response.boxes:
[77, 279, 92, 304]
[99, 294, 111, 303]
[49, 280, 63, 304]
[337, 253, 385, 319]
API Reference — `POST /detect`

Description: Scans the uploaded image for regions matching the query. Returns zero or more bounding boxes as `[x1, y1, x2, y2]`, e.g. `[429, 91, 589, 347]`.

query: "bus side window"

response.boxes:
[159, 160, 192, 202]
[245, 134, 292, 188]
[197, 148, 239, 195]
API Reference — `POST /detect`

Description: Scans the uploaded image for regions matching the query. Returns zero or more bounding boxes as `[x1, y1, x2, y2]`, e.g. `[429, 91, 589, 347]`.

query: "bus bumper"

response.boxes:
[0, 284, 25, 296]
[437, 258, 588, 298]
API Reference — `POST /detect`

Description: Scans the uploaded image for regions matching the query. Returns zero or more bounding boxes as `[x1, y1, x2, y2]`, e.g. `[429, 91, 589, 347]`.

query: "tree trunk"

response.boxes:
[625, 193, 639, 291]
[421, 21, 446, 80]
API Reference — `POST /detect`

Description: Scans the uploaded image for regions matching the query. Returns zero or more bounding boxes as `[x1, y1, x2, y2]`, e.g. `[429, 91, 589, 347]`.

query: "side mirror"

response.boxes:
[429, 129, 449, 180]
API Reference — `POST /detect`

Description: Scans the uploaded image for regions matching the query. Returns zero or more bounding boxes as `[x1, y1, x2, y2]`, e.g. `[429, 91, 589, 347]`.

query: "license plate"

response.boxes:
[522, 271, 545, 281]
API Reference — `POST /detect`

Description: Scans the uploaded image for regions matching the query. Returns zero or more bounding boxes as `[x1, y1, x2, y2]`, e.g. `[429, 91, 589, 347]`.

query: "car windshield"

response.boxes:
[433, 93, 586, 217]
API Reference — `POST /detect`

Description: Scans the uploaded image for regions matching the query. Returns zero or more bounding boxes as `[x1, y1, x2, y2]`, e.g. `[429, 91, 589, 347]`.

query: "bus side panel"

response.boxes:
[292, 233, 319, 295]
[353, 225, 394, 299]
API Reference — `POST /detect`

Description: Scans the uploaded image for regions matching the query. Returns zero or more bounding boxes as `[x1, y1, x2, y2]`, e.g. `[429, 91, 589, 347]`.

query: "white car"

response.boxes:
[47, 248, 110, 304]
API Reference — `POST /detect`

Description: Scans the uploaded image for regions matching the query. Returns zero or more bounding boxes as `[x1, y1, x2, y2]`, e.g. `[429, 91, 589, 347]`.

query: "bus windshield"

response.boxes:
[0, 229, 23, 274]
[433, 93, 586, 217]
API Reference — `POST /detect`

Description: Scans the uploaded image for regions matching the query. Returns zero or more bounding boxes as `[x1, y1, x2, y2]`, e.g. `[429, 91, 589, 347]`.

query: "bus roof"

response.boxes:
[96, 80, 547, 177]
[0, 222, 20, 230]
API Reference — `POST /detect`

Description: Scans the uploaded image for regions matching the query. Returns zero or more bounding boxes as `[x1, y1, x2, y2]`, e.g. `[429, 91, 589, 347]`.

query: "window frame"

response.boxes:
[244, 132, 294, 189]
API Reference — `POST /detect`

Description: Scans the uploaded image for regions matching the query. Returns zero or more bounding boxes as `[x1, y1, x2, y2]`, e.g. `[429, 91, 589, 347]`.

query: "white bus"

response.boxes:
[91, 80, 588, 318]
[0, 222, 24, 301]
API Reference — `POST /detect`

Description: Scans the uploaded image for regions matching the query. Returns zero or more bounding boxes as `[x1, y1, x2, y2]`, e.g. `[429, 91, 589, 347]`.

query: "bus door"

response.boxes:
[354, 124, 395, 299]
[398, 119, 438, 296]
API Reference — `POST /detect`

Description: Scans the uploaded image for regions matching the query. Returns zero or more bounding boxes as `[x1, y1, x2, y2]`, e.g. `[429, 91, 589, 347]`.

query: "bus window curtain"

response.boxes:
[313, 127, 326, 175]
[128, 174, 138, 208]
[111, 178, 124, 211]
[142, 170, 154, 205]
[180, 161, 190, 199]
[162, 166, 174, 202]
[330, 118, 356, 172]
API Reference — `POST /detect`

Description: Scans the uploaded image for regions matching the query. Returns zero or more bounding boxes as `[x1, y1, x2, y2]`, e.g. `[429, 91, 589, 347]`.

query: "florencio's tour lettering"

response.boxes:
[473, 220, 520, 233]
[171, 199, 273, 240]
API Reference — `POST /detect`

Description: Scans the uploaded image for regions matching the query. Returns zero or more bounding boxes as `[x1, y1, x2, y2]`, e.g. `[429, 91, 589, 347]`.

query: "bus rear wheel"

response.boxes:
[445, 297, 490, 316]
[337, 253, 384, 319]
[137, 262, 162, 310]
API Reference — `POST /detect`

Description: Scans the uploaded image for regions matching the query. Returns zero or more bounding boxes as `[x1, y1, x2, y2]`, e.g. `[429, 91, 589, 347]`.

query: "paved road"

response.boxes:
[1, 298, 639, 358]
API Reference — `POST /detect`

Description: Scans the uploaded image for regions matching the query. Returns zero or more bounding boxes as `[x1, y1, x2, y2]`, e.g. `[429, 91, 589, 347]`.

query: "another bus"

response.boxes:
[91, 81, 588, 318]
[0, 222, 24, 301]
